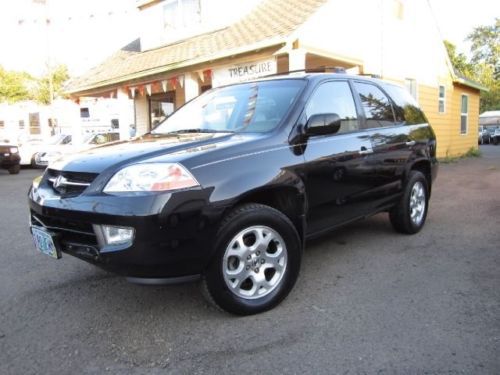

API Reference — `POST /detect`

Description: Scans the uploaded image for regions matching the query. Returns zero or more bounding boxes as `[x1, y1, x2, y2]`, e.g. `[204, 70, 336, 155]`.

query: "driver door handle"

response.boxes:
[359, 147, 373, 155]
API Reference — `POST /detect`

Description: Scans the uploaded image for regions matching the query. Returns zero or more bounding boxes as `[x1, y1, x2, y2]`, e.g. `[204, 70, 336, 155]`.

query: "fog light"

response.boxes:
[101, 225, 135, 245]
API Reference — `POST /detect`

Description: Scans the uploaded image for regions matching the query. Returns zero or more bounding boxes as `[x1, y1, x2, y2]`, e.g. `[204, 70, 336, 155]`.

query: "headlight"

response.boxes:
[10, 147, 18, 153]
[103, 163, 199, 193]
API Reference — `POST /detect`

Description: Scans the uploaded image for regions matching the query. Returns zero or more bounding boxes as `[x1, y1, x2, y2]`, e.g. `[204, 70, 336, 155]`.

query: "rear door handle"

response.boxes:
[406, 140, 416, 146]
[359, 147, 373, 155]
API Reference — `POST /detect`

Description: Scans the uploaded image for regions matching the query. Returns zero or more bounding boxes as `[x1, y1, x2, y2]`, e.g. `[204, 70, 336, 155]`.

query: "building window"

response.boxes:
[0, 120, 4, 129]
[163, 0, 201, 33]
[80, 107, 90, 118]
[460, 94, 468, 135]
[393, 0, 404, 20]
[29, 113, 41, 135]
[438, 85, 446, 113]
[405, 78, 417, 100]
[19, 120, 25, 129]
[149, 92, 175, 129]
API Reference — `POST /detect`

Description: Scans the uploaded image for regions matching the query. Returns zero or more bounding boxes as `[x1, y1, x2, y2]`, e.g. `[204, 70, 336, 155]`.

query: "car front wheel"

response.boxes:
[202, 203, 302, 315]
[390, 170, 429, 234]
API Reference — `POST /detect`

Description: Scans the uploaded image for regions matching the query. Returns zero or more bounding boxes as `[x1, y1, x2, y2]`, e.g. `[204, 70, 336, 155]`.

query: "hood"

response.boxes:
[49, 132, 254, 173]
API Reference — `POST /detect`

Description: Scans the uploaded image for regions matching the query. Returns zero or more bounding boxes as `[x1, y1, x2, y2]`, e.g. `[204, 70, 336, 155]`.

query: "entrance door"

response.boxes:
[149, 92, 175, 130]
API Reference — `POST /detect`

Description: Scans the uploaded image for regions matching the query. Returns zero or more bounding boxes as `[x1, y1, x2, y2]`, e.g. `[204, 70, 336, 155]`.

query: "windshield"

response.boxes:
[47, 134, 71, 145]
[152, 80, 305, 134]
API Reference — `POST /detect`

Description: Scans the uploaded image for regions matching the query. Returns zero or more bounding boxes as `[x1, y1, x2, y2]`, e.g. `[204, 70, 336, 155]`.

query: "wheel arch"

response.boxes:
[225, 185, 307, 245]
[409, 159, 432, 196]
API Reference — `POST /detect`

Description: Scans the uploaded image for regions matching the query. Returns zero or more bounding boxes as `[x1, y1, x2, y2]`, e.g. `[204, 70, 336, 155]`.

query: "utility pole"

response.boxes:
[33, 0, 54, 135]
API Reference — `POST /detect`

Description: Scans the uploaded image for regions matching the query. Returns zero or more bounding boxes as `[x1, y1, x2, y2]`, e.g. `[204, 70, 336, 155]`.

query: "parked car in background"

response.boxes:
[478, 126, 490, 144]
[491, 128, 500, 145]
[17, 135, 46, 167]
[0, 141, 21, 174]
[34, 131, 120, 167]
[29, 73, 438, 315]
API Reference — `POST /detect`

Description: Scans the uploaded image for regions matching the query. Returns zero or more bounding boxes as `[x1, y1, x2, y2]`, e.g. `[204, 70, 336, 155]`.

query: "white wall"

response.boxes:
[139, 0, 263, 51]
[0, 98, 134, 144]
[297, 0, 452, 86]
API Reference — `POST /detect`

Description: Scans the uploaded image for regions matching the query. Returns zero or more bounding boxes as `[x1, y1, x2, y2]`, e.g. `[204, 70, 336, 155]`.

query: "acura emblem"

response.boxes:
[53, 175, 67, 189]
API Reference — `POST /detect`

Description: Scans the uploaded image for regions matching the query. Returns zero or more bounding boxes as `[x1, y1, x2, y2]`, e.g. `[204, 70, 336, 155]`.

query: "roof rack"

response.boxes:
[265, 66, 382, 79]
[272, 66, 348, 76]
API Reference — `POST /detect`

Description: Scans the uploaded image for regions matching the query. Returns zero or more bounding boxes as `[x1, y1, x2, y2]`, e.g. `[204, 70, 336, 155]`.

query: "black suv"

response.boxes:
[1, 142, 21, 174]
[29, 73, 438, 315]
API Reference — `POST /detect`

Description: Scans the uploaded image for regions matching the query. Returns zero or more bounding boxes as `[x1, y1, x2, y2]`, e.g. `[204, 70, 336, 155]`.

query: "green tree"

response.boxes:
[444, 40, 475, 79]
[35, 64, 70, 104]
[467, 18, 499, 76]
[0, 66, 33, 103]
[467, 18, 500, 111]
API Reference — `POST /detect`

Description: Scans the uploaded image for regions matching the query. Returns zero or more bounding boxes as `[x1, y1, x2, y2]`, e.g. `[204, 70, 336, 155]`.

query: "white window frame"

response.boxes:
[460, 94, 468, 135]
[405, 78, 418, 102]
[163, 0, 201, 33]
[438, 85, 446, 114]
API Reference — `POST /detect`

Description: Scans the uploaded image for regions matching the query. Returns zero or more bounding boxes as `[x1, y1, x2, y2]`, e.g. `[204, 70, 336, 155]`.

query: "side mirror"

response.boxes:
[304, 113, 341, 136]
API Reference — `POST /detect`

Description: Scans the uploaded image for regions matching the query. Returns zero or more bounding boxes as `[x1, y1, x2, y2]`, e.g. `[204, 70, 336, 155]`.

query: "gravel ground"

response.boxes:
[0, 145, 499, 375]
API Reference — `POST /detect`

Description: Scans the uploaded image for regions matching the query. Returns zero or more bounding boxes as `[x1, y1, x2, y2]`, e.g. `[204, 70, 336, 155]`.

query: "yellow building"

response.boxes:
[67, 0, 485, 157]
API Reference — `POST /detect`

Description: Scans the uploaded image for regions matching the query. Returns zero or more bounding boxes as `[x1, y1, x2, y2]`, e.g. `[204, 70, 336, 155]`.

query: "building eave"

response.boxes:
[67, 37, 288, 95]
[453, 76, 489, 92]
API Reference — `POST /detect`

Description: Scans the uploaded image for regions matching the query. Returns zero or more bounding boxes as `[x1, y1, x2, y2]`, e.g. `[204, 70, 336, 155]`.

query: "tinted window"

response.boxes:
[153, 80, 305, 134]
[354, 82, 395, 129]
[383, 84, 427, 125]
[305, 81, 359, 133]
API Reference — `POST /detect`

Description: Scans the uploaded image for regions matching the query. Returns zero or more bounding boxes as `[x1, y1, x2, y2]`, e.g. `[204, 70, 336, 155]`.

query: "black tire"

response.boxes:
[30, 155, 38, 169]
[389, 171, 429, 234]
[8, 165, 20, 175]
[493, 137, 499, 145]
[202, 203, 302, 315]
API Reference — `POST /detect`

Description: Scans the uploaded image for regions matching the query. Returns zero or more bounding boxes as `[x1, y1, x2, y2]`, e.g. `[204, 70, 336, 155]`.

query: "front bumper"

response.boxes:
[29, 178, 225, 278]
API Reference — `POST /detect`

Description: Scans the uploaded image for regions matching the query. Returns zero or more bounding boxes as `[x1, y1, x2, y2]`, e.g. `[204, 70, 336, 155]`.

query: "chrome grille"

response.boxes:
[46, 169, 98, 197]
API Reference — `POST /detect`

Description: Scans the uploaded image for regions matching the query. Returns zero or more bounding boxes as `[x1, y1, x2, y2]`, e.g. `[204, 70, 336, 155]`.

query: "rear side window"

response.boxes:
[353, 82, 395, 129]
[383, 84, 427, 125]
[305, 81, 359, 134]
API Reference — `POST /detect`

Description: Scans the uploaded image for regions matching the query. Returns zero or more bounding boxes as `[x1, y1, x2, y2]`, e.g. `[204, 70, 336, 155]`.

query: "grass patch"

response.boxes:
[438, 147, 481, 163]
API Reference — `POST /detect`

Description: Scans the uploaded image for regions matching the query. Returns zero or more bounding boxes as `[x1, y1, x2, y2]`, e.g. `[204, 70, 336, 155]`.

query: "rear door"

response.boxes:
[351, 81, 414, 211]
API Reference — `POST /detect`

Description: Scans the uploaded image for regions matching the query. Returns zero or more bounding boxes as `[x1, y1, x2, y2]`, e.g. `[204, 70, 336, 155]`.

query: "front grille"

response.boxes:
[31, 212, 98, 246]
[46, 169, 98, 197]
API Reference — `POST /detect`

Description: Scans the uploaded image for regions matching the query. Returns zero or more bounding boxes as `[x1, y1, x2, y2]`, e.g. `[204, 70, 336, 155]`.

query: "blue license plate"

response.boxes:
[31, 226, 60, 259]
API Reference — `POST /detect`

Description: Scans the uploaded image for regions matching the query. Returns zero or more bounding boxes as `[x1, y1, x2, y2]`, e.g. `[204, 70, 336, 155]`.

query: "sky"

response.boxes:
[427, 0, 499, 53]
[0, 0, 498, 78]
[0, 0, 139, 76]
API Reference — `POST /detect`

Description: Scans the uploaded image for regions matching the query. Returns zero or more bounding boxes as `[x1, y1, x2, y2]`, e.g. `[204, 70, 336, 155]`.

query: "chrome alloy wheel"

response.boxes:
[410, 181, 426, 226]
[222, 225, 288, 300]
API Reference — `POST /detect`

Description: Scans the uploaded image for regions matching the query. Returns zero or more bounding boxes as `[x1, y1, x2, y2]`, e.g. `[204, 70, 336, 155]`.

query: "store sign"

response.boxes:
[212, 58, 277, 87]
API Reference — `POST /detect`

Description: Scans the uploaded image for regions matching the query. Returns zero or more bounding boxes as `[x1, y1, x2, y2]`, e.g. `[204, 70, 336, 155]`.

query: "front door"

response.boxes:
[301, 80, 377, 236]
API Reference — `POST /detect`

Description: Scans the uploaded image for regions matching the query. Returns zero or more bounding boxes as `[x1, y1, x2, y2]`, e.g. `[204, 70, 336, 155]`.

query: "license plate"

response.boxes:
[31, 226, 61, 259]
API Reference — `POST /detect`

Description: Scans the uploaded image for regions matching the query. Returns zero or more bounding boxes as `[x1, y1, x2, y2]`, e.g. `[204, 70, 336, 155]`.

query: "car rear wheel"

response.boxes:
[390, 170, 428, 234]
[202, 203, 301, 315]
[8, 165, 20, 175]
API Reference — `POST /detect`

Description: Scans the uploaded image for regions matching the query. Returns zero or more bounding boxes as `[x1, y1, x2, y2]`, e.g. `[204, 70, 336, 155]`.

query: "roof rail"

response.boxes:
[264, 66, 348, 78]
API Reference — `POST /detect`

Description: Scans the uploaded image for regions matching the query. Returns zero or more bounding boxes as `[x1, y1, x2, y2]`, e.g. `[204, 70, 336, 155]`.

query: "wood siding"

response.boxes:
[418, 83, 479, 158]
